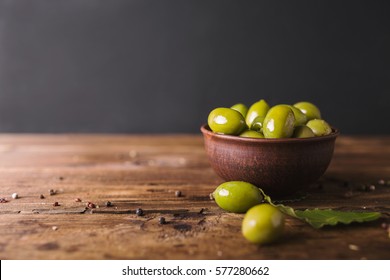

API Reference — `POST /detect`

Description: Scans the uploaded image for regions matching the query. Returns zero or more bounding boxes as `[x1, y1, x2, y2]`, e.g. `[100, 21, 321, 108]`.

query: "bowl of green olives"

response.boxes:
[201, 100, 339, 197]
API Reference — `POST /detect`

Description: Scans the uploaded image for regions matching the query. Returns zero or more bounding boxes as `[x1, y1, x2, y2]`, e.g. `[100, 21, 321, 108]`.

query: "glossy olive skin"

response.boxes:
[292, 125, 315, 138]
[263, 105, 295, 138]
[250, 116, 265, 132]
[306, 119, 332, 136]
[287, 105, 308, 126]
[294, 102, 321, 120]
[239, 130, 264, 138]
[242, 204, 285, 244]
[231, 103, 248, 118]
[208, 108, 246, 135]
[245, 99, 270, 127]
[213, 181, 263, 213]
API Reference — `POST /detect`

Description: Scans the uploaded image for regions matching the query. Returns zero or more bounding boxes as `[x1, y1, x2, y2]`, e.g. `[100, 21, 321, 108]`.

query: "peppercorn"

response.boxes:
[86, 202, 96, 209]
[75, 198, 82, 202]
[53, 202, 60, 206]
[11, 193, 19, 199]
[39, 194, 45, 199]
[175, 191, 182, 197]
[159, 217, 166, 224]
[49, 189, 56, 196]
[135, 208, 144, 216]
[105, 201, 112, 207]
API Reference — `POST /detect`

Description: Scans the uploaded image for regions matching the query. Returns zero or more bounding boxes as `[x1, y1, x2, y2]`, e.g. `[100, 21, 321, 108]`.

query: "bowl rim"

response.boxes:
[200, 124, 339, 143]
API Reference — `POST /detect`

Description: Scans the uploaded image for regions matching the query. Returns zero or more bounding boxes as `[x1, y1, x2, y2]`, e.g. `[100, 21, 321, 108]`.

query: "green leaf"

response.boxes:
[259, 188, 381, 228]
[292, 209, 381, 228]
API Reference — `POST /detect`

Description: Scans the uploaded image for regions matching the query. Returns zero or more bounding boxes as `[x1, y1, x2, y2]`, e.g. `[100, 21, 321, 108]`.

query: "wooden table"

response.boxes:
[0, 134, 389, 260]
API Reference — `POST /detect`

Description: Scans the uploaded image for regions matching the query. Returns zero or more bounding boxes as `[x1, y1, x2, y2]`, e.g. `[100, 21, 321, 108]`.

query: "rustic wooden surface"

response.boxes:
[0, 134, 389, 260]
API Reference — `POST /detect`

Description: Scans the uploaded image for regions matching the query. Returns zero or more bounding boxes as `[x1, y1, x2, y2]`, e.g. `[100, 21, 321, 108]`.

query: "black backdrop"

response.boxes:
[0, 0, 389, 134]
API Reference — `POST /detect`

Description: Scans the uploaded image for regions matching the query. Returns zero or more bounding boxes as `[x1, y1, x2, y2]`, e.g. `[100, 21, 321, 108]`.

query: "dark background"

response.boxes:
[0, 0, 389, 134]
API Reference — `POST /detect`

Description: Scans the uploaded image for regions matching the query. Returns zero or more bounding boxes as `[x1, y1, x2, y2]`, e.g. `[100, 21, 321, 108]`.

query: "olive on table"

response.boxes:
[293, 101, 321, 120]
[242, 204, 285, 244]
[306, 119, 332, 136]
[263, 105, 295, 138]
[245, 99, 270, 127]
[292, 125, 315, 138]
[208, 108, 246, 135]
[239, 130, 264, 138]
[231, 103, 248, 118]
[213, 181, 263, 213]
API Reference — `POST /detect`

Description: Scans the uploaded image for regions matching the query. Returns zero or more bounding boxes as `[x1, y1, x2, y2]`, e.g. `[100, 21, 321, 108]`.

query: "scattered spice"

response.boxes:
[135, 208, 144, 216]
[159, 217, 167, 224]
[39, 194, 45, 199]
[175, 190, 182, 197]
[11, 193, 19, 199]
[348, 244, 360, 251]
[86, 202, 96, 209]
[358, 184, 376, 192]
[53, 202, 60, 207]
[52, 226, 58, 231]
[0, 198, 8, 203]
[74, 198, 82, 202]
[209, 193, 214, 200]
[49, 189, 56, 196]
[59, 176, 64, 181]
[199, 208, 205, 214]
[378, 179, 385, 185]
[105, 201, 112, 207]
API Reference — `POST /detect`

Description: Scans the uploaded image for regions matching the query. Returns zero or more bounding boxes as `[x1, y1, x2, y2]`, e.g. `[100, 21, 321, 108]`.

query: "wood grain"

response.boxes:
[0, 134, 389, 260]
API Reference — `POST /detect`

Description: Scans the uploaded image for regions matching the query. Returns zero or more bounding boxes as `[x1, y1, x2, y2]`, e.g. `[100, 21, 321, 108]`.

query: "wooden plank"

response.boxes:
[0, 134, 389, 259]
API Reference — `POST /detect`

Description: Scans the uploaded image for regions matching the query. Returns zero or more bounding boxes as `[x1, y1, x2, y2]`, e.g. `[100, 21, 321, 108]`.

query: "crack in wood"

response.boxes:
[30, 207, 88, 214]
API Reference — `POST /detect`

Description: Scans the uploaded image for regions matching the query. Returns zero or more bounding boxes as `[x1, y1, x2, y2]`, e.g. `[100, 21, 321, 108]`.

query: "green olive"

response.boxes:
[263, 105, 295, 138]
[292, 125, 315, 138]
[208, 108, 246, 135]
[293, 101, 321, 120]
[231, 103, 248, 118]
[239, 130, 264, 138]
[245, 99, 270, 127]
[250, 116, 265, 133]
[213, 181, 263, 213]
[242, 204, 285, 244]
[287, 105, 308, 126]
[306, 119, 332, 136]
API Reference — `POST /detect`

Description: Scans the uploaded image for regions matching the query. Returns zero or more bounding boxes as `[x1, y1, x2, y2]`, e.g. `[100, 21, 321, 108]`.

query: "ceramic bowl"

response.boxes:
[200, 124, 339, 197]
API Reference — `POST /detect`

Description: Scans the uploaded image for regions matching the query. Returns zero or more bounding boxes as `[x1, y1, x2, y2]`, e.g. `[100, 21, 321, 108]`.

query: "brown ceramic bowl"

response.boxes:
[200, 124, 339, 197]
